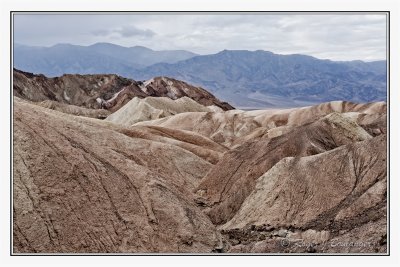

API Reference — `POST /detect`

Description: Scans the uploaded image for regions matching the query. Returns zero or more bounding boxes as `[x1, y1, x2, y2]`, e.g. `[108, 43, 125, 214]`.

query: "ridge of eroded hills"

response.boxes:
[13, 69, 233, 116]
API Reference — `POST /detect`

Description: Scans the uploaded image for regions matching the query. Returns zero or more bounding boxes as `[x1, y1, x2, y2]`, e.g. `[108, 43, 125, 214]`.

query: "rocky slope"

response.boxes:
[135, 101, 386, 148]
[194, 113, 374, 225]
[35, 100, 111, 119]
[143, 77, 234, 110]
[13, 69, 233, 117]
[106, 96, 219, 126]
[13, 98, 225, 253]
[222, 134, 386, 253]
[134, 110, 261, 148]
[223, 135, 386, 230]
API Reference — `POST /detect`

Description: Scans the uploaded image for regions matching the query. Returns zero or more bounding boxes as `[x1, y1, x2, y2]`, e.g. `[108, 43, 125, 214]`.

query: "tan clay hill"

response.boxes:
[13, 98, 225, 253]
[105, 96, 220, 126]
[135, 101, 386, 147]
[222, 135, 386, 253]
[13, 69, 233, 116]
[195, 112, 373, 225]
[35, 100, 111, 119]
[13, 71, 387, 254]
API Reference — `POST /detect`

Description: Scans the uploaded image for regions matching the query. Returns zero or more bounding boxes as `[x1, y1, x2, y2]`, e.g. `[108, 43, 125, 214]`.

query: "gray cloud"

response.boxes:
[117, 26, 155, 37]
[92, 25, 155, 38]
[13, 13, 387, 61]
[91, 29, 111, 36]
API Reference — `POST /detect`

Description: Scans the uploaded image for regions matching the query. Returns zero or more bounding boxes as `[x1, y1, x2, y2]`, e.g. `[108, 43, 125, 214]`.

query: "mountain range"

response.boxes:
[14, 43, 386, 108]
[133, 50, 387, 108]
[14, 43, 197, 77]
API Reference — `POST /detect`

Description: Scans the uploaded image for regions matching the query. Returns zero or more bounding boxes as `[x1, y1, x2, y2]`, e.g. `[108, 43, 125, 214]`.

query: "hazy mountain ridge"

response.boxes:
[15, 43, 386, 108]
[14, 43, 198, 77]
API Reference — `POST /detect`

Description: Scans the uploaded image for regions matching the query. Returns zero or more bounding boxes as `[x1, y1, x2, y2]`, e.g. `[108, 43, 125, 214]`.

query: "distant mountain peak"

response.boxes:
[130, 45, 153, 51]
[13, 42, 199, 76]
[51, 43, 80, 48]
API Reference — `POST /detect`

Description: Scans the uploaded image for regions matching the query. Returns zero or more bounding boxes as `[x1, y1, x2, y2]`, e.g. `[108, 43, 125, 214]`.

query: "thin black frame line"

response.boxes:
[9, 252, 389, 256]
[9, 10, 390, 256]
[10, 11, 14, 257]
[10, 11, 389, 13]
[386, 11, 390, 256]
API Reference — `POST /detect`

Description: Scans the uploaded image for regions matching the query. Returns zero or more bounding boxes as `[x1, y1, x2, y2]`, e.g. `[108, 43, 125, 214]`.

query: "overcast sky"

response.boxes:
[13, 13, 387, 61]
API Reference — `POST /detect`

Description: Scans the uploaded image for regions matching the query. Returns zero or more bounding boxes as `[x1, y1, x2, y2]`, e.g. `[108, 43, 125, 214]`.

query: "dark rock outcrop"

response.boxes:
[13, 69, 234, 115]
